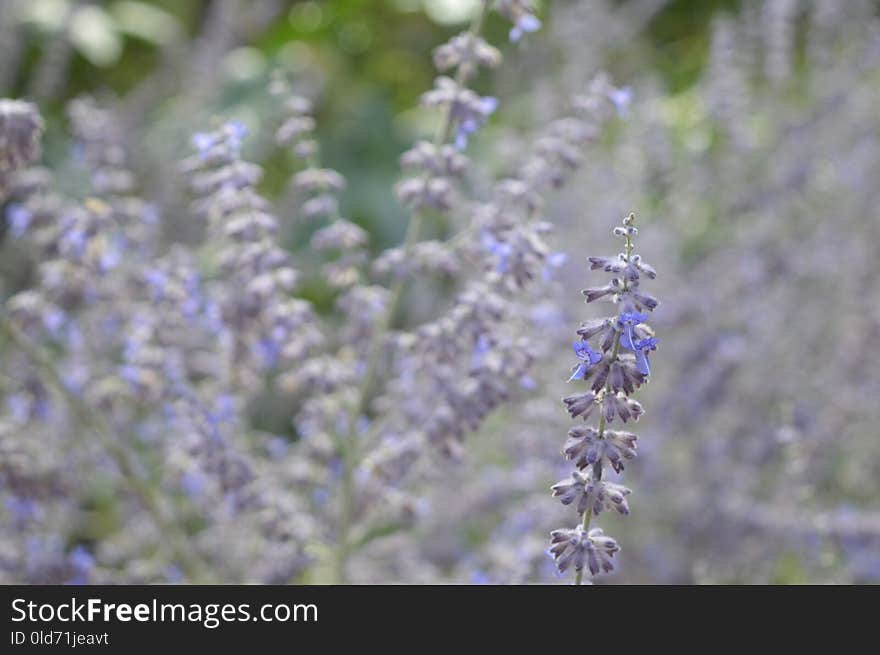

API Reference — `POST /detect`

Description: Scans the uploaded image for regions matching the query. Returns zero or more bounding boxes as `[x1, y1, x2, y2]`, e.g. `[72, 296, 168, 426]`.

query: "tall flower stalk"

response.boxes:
[549, 212, 659, 584]
[332, 0, 498, 583]
[324, 0, 622, 583]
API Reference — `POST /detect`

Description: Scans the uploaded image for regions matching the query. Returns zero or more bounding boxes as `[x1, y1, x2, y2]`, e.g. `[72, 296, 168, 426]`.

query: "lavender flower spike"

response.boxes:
[550, 212, 659, 584]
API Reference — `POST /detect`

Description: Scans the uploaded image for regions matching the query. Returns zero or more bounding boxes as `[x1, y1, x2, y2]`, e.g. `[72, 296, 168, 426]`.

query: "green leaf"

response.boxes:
[69, 6, 122, 67]
[18, 0, 69, 32]
[110, 1, 182, 46]
[351, 520, 412, 549]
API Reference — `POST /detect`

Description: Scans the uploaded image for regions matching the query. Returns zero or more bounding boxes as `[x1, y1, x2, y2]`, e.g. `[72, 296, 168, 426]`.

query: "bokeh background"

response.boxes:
[2, 0, 879, 584]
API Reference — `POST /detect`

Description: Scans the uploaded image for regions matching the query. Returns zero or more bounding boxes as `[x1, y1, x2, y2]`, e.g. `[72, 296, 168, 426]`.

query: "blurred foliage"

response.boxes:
[6, 1, 750, 99]
[640, 0, 744, 90]
[3, 0, 751, 248]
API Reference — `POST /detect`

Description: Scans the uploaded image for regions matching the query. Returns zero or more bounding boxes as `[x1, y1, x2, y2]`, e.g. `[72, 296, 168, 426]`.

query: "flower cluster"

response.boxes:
[383, 75, 627, 461]
[183, 119, 321, 389]
[550, 213, 659, 582]
[0, 99, 43, 201]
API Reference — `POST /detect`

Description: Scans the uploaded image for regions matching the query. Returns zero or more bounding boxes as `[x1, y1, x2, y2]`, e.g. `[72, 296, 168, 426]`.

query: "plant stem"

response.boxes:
[0, 315, 210, 582]
[332, 0, 491, 584]
[573, 346, 614, 586]
[573, 507, 593, 585]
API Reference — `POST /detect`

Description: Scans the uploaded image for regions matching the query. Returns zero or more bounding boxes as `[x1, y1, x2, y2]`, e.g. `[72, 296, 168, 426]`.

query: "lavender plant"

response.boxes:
[350, 0, 880, 585]
[550, 213, 658, 583]
[0, 0, 638, 584]
[6, 0, 874, 585]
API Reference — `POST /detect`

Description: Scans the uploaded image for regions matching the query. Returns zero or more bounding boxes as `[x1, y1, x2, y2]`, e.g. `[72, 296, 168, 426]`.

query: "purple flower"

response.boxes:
[61, 362, 88, 395]
[181, 273, 203, 319]
[480, 230, 513, 273]
[192, 122, 246, 158]
[5, 496, 42, 523]
[618, 311, 648, 350]
[7, 393, 32, 422]
[6, 204, 32, 237]
[312, 488, 330, 506]
[471, 570, 491, 584]
[66, 546, 95, 584]
[455, 97, 498, 150]
[142, 203, 160, 225]
[69, 545, 95, 572]
[214, 394, 236, 420]
[202, 299, 224, 334]
[119, 365, 141, 388]
[255, 337, 281, 368]
[60, 224, 88, 258]
[191, 132, 216, 157]
[569, 340, 602, 381]
[266, 436, 290, 458]
[510, 14, 542, 43]
[607, 86, 633, 117]
[543, 252, 568, 281]
[145, 269, 168, 301]
[481, 96, 499, 114]
[225, 120, 247, 146]
[99, 243, 123, 273]
[42, 307, 67, 336]
[618, 312, 657, 375]
[471, 334, 492, 367]
[631, 336, 659, 376]
[181, 471, 207, 498]
[455, 120, 477, 150]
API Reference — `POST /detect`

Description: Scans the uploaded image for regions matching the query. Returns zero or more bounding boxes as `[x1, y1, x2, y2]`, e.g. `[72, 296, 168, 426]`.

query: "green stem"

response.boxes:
[332, 0, 492, 584]
[0, 316, 210, 582]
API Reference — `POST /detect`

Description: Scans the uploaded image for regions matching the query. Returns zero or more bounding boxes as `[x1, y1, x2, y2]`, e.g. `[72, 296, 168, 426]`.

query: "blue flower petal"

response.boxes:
[568, 363, 589, 381]
[518, 15, 542, 33]
[620, 323, 637, 350]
